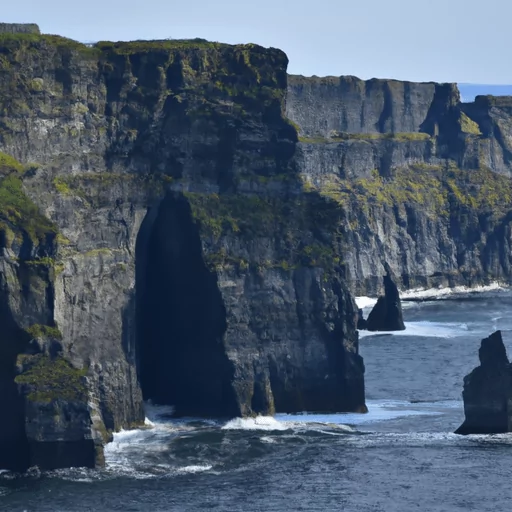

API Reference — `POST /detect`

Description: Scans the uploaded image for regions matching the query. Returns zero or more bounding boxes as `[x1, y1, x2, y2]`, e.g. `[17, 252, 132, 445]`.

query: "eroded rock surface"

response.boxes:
[456, 331, 512, 435]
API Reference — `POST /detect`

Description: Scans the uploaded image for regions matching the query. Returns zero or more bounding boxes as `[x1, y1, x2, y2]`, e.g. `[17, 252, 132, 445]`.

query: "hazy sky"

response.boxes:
[3, 0, 511, 83]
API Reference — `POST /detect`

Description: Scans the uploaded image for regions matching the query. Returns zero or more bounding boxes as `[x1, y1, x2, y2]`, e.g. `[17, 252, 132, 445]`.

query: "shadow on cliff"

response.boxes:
[134, 191, 240, 417]
[0, 294, 30, 471]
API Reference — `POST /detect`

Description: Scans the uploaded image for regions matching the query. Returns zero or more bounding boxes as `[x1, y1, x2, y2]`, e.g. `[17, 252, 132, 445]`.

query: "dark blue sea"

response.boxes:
[2, 285, 512, 511]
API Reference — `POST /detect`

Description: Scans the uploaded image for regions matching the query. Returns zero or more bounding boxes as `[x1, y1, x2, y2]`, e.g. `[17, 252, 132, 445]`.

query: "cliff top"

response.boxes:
[0, 29, 284, 61]
[288, 74, 456, 88]
[0, 23, 40, 34]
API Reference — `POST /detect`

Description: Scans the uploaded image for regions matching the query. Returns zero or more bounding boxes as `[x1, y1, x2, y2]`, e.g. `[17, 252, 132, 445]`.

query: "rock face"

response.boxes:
[0, 33, 365, 471]
[0, 23, 40, 34]
[366, 266, 405, 332]
[456, 331, 512, 435]
[288, 76, 512, 296]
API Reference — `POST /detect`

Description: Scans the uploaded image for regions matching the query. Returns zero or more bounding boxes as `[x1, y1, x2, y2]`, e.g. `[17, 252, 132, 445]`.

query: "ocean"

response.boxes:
[2, 286, 512, 511]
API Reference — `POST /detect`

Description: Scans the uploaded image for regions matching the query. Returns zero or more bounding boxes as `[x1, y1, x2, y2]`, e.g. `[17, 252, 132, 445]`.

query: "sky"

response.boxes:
[3, 0, 511, 83]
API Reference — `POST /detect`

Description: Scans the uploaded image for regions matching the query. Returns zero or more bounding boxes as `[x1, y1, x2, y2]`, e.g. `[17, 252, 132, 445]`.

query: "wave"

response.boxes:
[176, 464, 213, 474]
[356, 283, 508, 313]
[400, 282, 507, 301]
[359, 320, 469, 339]
[222, 416, 292, 431]
[355, 296, 378, 309]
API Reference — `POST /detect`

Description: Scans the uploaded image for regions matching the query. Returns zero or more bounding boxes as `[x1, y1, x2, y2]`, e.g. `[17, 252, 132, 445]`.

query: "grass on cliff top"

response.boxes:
[95, 38, 230, 54]
[0, 32, 99, 56]
[15, 354, 87, 404]
[0, 152, 57, 244]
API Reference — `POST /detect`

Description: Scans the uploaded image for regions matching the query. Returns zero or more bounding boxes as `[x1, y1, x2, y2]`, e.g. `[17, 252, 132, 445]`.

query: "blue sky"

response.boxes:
[3, 0, 511, 83]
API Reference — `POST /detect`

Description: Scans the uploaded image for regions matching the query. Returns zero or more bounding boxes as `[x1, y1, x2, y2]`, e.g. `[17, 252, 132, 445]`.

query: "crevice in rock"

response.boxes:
[135, 191, 239, 417]
[0, 295, 30, 471]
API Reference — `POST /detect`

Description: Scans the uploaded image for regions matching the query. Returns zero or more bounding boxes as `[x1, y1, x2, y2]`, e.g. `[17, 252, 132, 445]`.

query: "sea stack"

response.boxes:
[366, 264, 406, 332]
[456, 330, 512, 435]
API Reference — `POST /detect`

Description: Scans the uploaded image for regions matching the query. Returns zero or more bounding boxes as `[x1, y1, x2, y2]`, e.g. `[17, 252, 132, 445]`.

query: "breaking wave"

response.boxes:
[359, 320, 469, 339]
[400, 282, 506, 301]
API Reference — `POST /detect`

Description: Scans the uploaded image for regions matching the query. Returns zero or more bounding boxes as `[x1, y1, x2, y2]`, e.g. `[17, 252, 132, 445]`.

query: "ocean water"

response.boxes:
[2, 287, 512, 511]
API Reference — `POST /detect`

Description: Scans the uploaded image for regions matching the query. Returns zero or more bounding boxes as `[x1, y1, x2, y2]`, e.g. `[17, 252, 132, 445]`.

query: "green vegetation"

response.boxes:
[0, 152, 57, 245]
[460, 112, 482, 135]
[15, 354, 87, 403]
[95, 38, 228, 54]
[0, 152, 23, 174]
[186, 190, 344, 272]
[312, 164, 512, 221]
[299, 132, 432, 144]
[25, 324, 62, 340]
[0, 32, 99, 57]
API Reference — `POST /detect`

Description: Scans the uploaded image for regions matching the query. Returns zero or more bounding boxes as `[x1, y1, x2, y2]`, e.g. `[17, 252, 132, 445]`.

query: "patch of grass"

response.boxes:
[0, 32, 99, 57]
[460, 112, 482, 135]
[15, 354, 87, 403]
[95, 38, 228, 54]
[0, 152, 23, 175]
[25, 324, 62, 340]
[312, 163, 512, 221]
[0, 159, 57, 244]
[299, 132, 431, 144]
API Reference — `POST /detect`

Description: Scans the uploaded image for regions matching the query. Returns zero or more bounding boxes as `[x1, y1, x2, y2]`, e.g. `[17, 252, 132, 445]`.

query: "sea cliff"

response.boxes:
[2, 22, 512, 471]
[0, 26, 363, 470]
[287, 75, 512, 295]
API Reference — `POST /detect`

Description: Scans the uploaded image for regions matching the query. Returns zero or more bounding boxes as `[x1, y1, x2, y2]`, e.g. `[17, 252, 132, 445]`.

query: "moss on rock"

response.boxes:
[0, 152, 57, 246]
[15, 354, 87, 403]
[25, 324, 62, 340]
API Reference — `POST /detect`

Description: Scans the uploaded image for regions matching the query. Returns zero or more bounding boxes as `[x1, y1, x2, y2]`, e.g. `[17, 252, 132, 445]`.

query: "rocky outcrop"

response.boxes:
[366, 266, 405, 331]
[456, 331, 512, 435]
[287, 75, 512, 296]
[0, 23, 40, 34]
[287, 75, 458, 138]
[0, 32, 365, 470]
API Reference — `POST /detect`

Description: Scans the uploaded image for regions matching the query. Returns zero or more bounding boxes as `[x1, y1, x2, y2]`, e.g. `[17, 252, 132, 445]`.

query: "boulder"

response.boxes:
[366, 266, 405, 332]
[456, 330, 512, 435]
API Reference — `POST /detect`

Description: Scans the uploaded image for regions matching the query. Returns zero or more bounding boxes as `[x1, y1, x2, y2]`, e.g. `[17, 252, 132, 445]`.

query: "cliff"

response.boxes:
[287, 75, 512, 295]
[0, 33, 364, 471]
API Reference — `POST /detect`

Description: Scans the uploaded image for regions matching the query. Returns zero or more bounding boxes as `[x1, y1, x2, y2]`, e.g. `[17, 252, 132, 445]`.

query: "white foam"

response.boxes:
[176, 464, 213, 474]
[144, 402, 175, 424]
[400, 282, 506, 301]
[359, 320, 469, 339]
[222, 416, 290, 431]
[278, 400, 445, 427]
[355, 296, 377, 309]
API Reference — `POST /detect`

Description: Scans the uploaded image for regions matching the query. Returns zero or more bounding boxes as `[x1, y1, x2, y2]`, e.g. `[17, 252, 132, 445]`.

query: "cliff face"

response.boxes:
[287, 75, 512, 295]
[0, 33, 364, 470]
